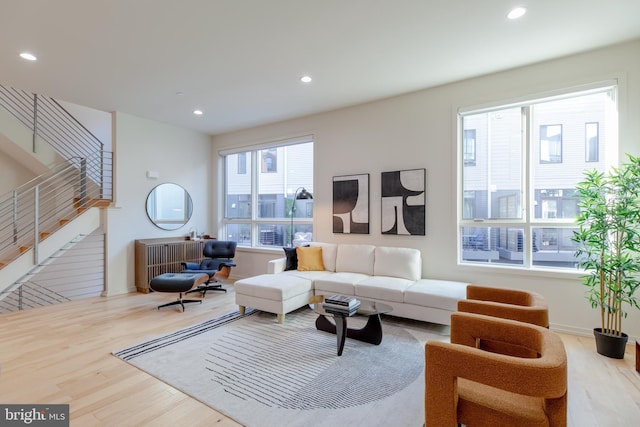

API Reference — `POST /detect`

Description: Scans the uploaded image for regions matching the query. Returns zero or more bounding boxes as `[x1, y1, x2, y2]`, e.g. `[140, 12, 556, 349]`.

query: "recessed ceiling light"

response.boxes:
[19, 52, 37, 61]
[193, 110, 203, 116]
[507, 7, 527, 20]
[300, 76, 312, 83]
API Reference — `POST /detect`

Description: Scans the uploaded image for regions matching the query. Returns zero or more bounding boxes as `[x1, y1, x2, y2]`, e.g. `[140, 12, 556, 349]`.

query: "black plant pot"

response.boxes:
[593, 328, 628, 359]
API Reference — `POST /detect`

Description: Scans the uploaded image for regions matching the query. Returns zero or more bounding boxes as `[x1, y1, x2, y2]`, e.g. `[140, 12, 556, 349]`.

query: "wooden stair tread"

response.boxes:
[74, 199, 111, 212]
[92, 199, 111, 208]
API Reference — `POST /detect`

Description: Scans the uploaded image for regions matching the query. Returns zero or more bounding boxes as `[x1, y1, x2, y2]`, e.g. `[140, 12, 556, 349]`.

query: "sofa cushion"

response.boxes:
[309, 242, 338, 272]
[314, 272, 369, 296]
[281, 269, 333, 281]
[404, 279, 468, 311]
[335, 244, 375, 275]
[283, 247, 298, 271]
[297, 246, 325, 271]
[374, 246, 422, 281]
[355, 276, 415, 303]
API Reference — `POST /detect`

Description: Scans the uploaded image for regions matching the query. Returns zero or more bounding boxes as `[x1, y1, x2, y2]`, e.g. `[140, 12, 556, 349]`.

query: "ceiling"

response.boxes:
[2, 0, 640, 136]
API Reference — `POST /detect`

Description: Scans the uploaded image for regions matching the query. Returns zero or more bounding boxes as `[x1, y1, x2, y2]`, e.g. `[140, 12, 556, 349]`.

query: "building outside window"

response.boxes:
[237, 152, 247, 174]
[463, 129, 476, 166]
[459, 84, 617, 269]
[585, 122, 599, 162]
[261, 148, 277, 173]
[540, 124, 563, 163]
[222, 138, 313, 248]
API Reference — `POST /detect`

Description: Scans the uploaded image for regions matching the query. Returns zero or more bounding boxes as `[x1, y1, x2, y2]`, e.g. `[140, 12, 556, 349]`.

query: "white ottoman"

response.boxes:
[234, 274, 313, 323]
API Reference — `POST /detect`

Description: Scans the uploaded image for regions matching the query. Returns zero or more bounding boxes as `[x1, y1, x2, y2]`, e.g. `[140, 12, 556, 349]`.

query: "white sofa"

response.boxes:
[233, 242, 468, 324]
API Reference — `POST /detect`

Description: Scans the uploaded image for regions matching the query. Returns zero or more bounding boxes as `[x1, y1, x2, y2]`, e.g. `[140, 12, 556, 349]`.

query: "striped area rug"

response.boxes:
[113, 307, 448, 427]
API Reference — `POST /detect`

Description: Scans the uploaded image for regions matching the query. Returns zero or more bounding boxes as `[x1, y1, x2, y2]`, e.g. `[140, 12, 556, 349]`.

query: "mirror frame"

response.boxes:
[145, 183, 193, 230]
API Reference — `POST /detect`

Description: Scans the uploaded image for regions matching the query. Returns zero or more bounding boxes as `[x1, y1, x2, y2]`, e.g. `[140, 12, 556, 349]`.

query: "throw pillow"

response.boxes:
[296, 246, 325, 271]
[283, 247, 298, 271]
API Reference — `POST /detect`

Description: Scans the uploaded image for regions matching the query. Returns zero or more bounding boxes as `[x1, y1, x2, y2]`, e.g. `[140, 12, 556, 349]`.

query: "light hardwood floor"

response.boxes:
[0, 286, 638, 426]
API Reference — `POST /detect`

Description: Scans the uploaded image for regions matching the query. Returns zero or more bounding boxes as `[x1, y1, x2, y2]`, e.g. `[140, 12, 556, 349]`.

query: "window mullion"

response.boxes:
[251, 150, 259, 247]
[523, 105, 532, 268]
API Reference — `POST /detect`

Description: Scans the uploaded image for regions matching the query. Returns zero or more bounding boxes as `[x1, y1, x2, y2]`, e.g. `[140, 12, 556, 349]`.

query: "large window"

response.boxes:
[459, 84, 617, 269]
[222, 138, 314, 248]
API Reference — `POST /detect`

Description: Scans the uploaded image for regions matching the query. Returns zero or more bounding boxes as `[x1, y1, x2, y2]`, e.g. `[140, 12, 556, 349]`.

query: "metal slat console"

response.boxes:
[134, 237, 213, 293]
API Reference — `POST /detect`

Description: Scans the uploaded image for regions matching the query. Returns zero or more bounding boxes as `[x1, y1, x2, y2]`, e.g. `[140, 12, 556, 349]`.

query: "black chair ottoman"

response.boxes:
[149, 273, 209, 311]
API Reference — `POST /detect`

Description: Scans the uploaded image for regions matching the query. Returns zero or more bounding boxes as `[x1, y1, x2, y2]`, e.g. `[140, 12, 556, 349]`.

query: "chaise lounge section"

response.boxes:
[234, 242, 468, 324]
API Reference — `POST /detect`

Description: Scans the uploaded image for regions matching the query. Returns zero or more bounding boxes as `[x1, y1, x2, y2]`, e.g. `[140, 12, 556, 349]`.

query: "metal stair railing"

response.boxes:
[1, 82, 113, 269]
[0, 231, 103, 312]
[0, 280, 71, 313]
[0, 84, 104, 160]
[0, 150, 112, 267]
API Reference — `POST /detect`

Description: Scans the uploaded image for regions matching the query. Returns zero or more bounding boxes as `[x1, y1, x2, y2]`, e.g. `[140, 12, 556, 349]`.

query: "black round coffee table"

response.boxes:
[311, 296, 393, 356]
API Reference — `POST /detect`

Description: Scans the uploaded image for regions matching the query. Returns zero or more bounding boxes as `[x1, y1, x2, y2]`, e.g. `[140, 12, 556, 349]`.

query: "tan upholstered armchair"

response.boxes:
[425, 312, 567, 427]
[458, 284, 549, 328]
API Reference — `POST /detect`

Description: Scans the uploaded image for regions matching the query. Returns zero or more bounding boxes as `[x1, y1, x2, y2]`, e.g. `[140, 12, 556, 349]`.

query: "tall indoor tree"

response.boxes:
[572, 154, 640, 358]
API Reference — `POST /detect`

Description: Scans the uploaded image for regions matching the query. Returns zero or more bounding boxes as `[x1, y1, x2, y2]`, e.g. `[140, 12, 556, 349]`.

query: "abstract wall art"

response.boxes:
[332, 174, 370, 234]
[381, 168, 426, 235]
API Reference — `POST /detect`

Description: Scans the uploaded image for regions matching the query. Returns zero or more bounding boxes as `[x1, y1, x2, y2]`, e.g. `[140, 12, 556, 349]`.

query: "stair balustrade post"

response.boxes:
[34, 185, 39, 265]
[32, 93, 38, 153]
[12, 190, 18, 244]
[80, 157, 87, 207]
[100, 151, 104, 200]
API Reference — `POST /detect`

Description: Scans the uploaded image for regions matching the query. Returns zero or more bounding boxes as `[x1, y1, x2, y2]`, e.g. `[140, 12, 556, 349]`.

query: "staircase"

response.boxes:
[0, 84, 113, 308]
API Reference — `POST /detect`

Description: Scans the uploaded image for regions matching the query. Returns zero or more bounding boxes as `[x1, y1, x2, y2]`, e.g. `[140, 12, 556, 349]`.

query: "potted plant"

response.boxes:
[572, 154, 640, 359]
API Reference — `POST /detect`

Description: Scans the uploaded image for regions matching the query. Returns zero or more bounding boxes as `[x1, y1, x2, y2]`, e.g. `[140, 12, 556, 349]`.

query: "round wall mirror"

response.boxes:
[145, 183, 193, 230]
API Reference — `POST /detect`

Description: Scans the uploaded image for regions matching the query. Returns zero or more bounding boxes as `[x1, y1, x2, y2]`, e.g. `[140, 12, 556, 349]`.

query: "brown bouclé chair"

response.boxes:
[425, 312, 567, 427]
[458, 285, 549, 328]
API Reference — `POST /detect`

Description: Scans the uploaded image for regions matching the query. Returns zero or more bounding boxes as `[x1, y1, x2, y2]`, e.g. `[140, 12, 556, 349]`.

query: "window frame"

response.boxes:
[457, 82, 618, 272]
[221, 136, 314, 249]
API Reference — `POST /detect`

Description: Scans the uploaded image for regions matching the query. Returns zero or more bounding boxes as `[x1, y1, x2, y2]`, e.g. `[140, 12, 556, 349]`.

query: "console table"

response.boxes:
[134, 237, 212, 293]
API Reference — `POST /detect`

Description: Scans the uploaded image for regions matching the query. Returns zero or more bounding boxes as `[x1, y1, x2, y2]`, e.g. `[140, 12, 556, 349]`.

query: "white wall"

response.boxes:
[58, 100, 113, 152]
[0, 106, 61, 192]
[0, 148, 33, 194]
[212, 39, 640, 339]
[105, 112, 212, 296]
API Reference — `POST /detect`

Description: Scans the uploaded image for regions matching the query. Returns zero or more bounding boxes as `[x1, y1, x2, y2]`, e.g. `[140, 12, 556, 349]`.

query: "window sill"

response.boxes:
[457, 260, 583, 280]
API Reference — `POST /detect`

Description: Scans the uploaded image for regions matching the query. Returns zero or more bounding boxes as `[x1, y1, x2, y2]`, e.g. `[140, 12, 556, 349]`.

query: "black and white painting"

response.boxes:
[381, 168, 426, 235]
[333, 174, 369, 234]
